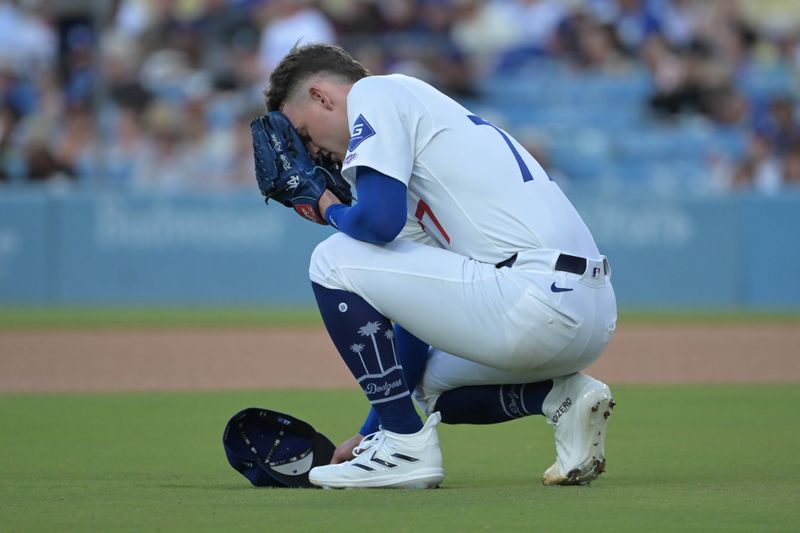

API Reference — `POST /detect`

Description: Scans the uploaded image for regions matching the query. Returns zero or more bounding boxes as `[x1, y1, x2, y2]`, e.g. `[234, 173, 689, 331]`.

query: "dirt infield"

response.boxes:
[1, 323, 798, 393]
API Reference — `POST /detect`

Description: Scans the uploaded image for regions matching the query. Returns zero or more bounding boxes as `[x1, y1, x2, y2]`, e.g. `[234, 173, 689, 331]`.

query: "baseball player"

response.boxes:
[253, 44, 617, 489]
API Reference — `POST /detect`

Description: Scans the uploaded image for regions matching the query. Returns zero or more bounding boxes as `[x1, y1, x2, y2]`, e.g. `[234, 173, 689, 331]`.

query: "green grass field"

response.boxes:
[1, 307, 799, 329]
[1, 385, 798, 532]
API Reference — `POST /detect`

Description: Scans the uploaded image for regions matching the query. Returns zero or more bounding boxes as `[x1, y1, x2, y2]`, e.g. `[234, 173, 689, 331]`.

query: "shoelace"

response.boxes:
[353, 430, 386, 457]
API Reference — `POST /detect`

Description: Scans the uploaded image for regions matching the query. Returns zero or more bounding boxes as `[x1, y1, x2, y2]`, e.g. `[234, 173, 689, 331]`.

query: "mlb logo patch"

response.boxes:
[348, 114, 376, 151]
[592, 266, 601, 278]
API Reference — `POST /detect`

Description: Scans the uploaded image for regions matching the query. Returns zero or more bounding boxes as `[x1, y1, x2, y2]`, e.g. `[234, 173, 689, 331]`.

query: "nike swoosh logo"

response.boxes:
[550, 282, 573, 293]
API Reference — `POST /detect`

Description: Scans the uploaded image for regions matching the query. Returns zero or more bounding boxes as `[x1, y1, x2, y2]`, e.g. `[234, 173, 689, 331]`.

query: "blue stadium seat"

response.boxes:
[480, 66, 653, 106]
[474, 67, 750, 189]
[737, 64, 797, 101]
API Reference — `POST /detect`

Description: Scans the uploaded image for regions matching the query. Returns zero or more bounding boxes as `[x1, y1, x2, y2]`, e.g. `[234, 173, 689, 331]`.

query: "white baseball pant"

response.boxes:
[309, 233, 617, 414]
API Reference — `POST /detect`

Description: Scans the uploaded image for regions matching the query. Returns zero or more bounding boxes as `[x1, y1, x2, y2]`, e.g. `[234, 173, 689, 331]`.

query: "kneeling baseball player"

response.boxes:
[251, 44, 618, 489]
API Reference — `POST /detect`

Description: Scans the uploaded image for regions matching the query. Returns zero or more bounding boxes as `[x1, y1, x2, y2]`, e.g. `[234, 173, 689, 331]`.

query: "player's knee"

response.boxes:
[309, 233, 349, 287]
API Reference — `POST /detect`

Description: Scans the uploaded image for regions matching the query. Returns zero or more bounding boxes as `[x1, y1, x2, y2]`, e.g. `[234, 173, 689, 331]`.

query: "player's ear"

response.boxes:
[309, 86, 334, 111]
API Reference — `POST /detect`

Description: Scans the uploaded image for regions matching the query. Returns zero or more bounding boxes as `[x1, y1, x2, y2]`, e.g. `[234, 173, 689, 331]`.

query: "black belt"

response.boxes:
[496, 253, 608, 275]
[555, 254, 589, 275]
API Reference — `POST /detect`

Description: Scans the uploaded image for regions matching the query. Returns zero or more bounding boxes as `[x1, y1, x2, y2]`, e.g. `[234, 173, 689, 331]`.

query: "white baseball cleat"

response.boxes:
[308, 412, 444, 489]
[541, 373, 615, 486]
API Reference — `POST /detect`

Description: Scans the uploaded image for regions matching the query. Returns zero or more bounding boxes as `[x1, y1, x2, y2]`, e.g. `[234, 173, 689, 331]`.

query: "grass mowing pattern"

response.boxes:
[0, 307, 323, 329]
[1, 307, 798, 329]
[1, 385, 798, 531]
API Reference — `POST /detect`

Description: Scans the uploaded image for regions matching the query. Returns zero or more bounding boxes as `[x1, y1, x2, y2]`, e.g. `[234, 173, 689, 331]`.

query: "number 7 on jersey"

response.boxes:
[468, 114, 537, 183]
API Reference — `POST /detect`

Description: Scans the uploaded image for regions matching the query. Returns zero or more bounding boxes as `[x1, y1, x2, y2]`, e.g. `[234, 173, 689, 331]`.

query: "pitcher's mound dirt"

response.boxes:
[1, 323, 798, 393]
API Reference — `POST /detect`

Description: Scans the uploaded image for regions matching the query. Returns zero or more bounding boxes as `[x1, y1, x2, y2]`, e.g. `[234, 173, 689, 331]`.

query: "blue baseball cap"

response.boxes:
[223, 408, 335, 488]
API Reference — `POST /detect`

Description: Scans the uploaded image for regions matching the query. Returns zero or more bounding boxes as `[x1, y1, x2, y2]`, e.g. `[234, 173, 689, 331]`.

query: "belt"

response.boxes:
[496, 252, 609, 275]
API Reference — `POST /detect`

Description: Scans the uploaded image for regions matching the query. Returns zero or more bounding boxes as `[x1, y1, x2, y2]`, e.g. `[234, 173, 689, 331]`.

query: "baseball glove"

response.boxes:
[250, 111, 353, 224]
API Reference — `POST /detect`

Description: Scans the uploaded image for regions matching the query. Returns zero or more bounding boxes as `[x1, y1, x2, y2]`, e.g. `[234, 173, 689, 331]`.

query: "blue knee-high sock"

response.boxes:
[434, 381, 554, 424]
[312, 282, 423, 434]
[360, 325, 430, 435]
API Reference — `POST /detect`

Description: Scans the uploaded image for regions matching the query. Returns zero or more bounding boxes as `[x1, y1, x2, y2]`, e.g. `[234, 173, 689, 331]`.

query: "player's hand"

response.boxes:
[250, 112, 352, 224]
[331, 433, 364, 464]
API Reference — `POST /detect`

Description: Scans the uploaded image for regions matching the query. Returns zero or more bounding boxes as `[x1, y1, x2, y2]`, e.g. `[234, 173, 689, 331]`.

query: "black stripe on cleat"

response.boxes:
[391, 453, 420, 463]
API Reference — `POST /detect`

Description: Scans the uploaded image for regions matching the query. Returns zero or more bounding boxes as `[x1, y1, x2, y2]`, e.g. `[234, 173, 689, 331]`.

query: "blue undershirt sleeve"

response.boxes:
[324, 167, 407, 244]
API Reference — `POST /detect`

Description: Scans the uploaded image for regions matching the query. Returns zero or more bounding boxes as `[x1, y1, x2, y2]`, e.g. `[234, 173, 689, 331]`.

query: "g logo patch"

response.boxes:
[348, 114, 376, 151]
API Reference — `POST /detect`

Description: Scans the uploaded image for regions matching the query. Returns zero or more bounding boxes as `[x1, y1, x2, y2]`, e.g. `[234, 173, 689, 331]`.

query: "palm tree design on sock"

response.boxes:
[384, 328, 399, 367]
[350, 343, 367, 374]
[358, 321, 384, 373]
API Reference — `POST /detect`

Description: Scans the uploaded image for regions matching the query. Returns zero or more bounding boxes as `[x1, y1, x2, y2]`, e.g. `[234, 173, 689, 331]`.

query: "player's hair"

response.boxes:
[265, 43, 371, 112]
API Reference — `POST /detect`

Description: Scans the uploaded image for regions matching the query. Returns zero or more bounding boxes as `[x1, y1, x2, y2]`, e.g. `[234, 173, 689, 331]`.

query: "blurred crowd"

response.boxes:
[0, 0, 798, 193]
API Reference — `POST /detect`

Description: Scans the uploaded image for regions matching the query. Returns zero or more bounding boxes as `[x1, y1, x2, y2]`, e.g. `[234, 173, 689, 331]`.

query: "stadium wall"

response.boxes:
[1, 189, 798, 309]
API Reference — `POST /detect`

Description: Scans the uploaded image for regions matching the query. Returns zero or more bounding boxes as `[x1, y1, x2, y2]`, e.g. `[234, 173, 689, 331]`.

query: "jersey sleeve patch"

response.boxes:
[347, 114, 376, 152]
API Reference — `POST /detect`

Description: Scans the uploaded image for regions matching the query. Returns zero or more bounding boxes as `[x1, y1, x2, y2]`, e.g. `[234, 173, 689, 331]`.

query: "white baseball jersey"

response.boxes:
[312, 74, 616, 400]
[340, 74, 600, 265]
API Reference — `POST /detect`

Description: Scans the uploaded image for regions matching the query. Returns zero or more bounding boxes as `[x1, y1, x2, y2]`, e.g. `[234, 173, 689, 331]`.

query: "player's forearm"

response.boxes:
[324, 167, 407, 243]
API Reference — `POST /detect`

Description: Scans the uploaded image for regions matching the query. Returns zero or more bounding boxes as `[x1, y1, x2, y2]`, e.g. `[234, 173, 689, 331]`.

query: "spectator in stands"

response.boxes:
[101, 28, 150, 113]
[385, 0, 475, 97]
[554, 7, 632, 73]
[641, 34, 685, 93]
[225, 108, 261, 189]
[759, 96, 800, 156]
[572, 11, 630, 71]
[257, 0, 335, 74]
[646, 37, 748, 125]
[783, 143, 800, 187]
[512, 0, 569, 55]
[323, 0, 385, 36]
[376, 0, 421, 33]
[0, 101, 21, 181]
[78, 105, 146, 188]
[130, 101, 193, 191]
[25, 142, 71, 182]
[730, 131, 783, 193]
[1, 0, 798, 194]
[182, 91, 244, 191]
[193, 0, 257, 74]
[658, 0, 710, 49]
[349, 42, 390, 76]
[701, 0, 758, 73]
[64, 26, 99, 110]
[113, 0, 153, 39]
[0, 0, 57, 76]
[55, 104, 98, 179]
[586, 0, 663, 55]
[23, 116, 74, 184]
[450, 0, 525, 74]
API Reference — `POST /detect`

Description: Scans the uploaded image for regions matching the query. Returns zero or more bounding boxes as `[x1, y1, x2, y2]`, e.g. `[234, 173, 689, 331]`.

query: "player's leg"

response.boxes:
[308, 283, 443, 489]
[408, 258, 618, 486]
[413, 283, 616, 486]
[358, 324, 431, 437]
[307, 232, 532, 489]
[420, 351, 555, 425]
[308, 233, 616, 487]
[309, 233, 586, 371]
[413, 349, 616, 486]
[311, 285, 422, 434]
